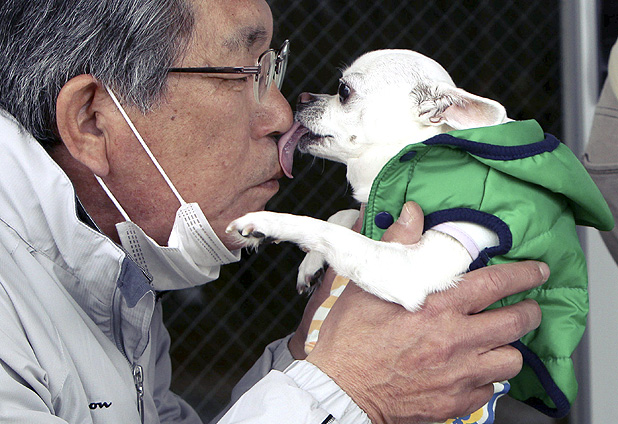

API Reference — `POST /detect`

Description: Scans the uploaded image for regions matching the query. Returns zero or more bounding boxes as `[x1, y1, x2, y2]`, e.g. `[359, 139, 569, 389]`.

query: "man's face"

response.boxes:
[106, 0, 293, 248]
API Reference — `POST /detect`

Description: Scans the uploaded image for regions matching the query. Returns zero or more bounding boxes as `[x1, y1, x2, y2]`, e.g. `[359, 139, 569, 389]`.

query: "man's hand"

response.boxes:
[296, 201, 546, 424]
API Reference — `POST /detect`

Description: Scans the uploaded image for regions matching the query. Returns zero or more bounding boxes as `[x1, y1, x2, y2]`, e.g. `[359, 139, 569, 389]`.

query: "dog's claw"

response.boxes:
[310, 266, 326, 288]
[228, 214, 284, 250]
[262, 236, 277, 244]
[297, 265, 327, 296]
[297, 282, 311, 295]
[239, 226, 256, 237]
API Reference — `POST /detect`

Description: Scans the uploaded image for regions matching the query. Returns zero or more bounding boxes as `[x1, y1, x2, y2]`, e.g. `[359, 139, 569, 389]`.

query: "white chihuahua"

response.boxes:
[226, 49, 508, 312]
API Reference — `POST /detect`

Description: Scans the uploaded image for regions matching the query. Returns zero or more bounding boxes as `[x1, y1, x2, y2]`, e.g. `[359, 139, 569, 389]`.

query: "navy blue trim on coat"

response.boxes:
[510, 340, 571, 418]
[422, 133, 560, 161]
[425, 208, 571, 418]
[424, 208, 512, 270]
[117, 257, 152, 308]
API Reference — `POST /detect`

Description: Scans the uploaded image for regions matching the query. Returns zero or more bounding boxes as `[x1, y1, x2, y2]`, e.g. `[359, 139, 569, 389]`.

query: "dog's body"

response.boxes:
[226, 49, 614, 421]
[227, 49, 508, 311]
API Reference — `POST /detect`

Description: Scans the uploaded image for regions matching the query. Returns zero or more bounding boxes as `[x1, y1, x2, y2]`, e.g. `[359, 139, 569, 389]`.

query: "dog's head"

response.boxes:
[278, 49, 508, 191]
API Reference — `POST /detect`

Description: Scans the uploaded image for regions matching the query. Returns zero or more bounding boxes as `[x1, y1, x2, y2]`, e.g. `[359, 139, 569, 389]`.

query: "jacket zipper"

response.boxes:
[133, 364, 145, 424]
[112, 288, 145, 423]
[321, 414, 335, 424]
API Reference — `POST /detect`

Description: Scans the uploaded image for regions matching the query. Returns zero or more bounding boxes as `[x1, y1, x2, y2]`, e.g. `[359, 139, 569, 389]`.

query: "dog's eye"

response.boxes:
[338, 82, 351, 104]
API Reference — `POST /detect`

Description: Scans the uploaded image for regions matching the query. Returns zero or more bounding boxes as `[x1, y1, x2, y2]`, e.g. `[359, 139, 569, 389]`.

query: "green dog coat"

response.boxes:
[361, 119, 614, 417]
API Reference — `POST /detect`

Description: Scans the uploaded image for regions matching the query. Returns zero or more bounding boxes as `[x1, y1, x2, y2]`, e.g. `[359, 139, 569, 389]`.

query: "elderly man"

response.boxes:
[0, 0, 545, 423]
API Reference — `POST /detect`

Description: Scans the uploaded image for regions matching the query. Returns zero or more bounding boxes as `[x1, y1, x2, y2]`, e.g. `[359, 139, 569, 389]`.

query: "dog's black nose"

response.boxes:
[298, 92, 317, 105]
[297, 92, 318, 112]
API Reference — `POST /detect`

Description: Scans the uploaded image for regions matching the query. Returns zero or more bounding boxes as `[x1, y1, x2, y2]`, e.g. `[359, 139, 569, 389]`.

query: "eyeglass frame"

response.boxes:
[167, 39, 290, 103]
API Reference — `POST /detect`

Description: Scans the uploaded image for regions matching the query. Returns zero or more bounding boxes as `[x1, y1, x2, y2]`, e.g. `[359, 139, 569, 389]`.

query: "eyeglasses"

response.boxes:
[168, 40, 290, 104]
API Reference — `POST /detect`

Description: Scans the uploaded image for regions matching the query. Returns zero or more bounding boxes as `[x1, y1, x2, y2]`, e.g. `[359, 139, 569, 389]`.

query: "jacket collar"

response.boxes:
[0, 110, 154, 362]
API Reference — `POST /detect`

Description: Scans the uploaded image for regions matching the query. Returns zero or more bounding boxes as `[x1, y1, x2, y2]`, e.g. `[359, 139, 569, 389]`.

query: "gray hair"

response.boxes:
[0, 0, 195, 149]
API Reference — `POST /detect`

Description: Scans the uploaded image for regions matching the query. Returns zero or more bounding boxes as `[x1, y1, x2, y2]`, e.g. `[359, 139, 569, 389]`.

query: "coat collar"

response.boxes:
[0, 110, 154, 362]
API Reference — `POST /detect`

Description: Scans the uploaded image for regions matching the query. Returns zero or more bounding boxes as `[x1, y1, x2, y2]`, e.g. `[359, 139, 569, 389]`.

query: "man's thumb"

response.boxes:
[380, 201, 424, 245]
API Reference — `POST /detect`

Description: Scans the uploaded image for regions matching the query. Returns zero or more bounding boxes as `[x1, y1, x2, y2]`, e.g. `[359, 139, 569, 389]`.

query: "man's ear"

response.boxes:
[56, 74, 112, 176]
[416, 82, 507, 130]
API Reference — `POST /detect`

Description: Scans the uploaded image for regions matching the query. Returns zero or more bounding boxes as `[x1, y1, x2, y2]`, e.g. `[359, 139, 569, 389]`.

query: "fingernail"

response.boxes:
[398, 203, 414, 225]
[538, 263, 550, 282]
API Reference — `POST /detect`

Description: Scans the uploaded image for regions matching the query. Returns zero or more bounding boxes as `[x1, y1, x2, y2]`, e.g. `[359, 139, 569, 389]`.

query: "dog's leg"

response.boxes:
[297, 209, 360, 293]
[227, 211, 472, 311]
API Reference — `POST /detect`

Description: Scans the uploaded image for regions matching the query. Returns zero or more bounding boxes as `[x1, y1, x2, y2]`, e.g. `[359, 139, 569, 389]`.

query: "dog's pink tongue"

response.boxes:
[278, 122, 309, 178]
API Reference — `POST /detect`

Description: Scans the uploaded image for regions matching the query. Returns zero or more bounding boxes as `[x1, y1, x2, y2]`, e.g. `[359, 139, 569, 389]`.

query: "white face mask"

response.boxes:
[95, 86, 240, 291]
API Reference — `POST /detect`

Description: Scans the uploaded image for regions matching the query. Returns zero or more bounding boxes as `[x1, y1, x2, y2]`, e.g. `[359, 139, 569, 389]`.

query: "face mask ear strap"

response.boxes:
[94, 174, 132, 221]
[104, 85, 187, 207]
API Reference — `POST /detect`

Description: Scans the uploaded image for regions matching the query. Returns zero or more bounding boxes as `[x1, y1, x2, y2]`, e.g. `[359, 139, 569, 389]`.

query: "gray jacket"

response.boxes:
[0, 111, 365, 423]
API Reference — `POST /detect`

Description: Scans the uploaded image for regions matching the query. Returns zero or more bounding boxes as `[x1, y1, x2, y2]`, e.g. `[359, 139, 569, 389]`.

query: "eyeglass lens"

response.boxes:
[256, 42, 288, 103]
[257, 51, 275, 102]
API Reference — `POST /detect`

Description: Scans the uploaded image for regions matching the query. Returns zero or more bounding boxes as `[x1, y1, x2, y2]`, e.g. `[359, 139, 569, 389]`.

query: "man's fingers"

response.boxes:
[449, 348, 521, 418]
[444, 261, 549, 314]
[476, 344, 525, 385]
[467, 299, 542, 350]
[465, 384, 499, 417]
[380, 201, 424, 245]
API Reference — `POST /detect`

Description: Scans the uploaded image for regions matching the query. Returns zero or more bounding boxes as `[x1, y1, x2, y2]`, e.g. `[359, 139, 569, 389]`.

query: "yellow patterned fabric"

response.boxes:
[304, 275, 350, 354]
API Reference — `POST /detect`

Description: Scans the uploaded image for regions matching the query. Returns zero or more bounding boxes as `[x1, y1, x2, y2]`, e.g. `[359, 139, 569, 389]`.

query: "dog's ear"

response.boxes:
[417, 83, 507, 130]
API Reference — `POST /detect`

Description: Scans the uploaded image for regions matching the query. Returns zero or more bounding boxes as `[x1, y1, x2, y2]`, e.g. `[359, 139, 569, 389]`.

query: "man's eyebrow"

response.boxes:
[224, 26, 269, 52]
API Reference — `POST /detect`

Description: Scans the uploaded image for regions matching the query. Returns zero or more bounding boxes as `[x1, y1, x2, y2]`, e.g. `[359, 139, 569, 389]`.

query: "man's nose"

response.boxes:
[253, 84, 293, 138]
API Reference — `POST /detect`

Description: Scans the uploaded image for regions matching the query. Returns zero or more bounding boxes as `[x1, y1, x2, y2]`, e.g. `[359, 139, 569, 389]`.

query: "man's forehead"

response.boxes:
[191, 0, 273, 61]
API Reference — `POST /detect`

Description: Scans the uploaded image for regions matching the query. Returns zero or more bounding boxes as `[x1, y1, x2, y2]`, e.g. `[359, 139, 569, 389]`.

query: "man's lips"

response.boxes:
[277, 122, 310, 179]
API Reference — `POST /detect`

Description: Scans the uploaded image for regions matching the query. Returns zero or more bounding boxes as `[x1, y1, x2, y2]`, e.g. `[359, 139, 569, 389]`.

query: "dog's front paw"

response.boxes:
[297, 250, 328, 294]
[225, 212, 281, 249]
